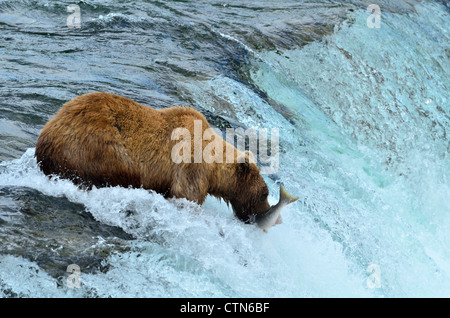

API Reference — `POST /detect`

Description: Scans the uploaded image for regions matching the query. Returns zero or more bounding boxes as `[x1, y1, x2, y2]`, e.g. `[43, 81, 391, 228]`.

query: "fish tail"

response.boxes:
[279, 185, 299, 205]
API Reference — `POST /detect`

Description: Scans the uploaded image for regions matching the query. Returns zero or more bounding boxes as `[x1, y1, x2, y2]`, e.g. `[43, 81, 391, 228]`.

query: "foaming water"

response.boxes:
[248, 2, 450, 297]
[0, 149, 369, 297]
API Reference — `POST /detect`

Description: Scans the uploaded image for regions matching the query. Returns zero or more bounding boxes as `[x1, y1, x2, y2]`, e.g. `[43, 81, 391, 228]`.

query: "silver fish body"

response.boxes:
[254, 184, 299, 232]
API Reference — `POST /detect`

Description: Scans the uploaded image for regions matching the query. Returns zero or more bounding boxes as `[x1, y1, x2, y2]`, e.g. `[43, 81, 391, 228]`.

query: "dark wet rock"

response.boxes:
[0, 187, 133, 278]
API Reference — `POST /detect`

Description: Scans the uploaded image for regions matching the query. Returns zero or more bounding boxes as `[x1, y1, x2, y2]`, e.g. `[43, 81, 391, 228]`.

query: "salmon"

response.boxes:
[254, 184, 299, 232]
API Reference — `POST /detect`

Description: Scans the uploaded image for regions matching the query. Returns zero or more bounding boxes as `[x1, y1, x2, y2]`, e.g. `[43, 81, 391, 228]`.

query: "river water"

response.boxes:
[0, 0, 449, 297]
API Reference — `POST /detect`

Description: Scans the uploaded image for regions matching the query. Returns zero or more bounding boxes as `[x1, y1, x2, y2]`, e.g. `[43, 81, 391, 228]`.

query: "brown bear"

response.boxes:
[35, 92, 271, 222]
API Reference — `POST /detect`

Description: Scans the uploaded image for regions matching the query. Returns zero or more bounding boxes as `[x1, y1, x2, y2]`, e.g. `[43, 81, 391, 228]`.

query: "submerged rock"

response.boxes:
[0, 187, 133, 278]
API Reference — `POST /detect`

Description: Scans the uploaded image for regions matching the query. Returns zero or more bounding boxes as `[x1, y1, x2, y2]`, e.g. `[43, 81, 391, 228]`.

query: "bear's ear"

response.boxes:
[237, 151, 255, 176]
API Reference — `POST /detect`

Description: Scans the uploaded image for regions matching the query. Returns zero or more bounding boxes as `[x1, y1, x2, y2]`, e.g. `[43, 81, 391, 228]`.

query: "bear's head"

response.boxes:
[229, 151, 271, 222]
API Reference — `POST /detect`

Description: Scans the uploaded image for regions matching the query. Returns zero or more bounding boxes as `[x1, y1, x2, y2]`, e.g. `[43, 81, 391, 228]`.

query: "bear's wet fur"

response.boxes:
[35, 92, 271, 222]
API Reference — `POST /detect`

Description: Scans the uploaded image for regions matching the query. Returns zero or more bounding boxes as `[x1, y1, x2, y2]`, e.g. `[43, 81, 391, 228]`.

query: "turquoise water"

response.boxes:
[0, 0, 449, 297]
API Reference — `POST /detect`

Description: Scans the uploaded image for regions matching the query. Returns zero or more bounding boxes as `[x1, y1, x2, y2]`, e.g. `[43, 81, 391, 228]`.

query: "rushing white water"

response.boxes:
[246, 2, 450, 297]
[0, 1, 449, 297]
[0, 148, 369, 297]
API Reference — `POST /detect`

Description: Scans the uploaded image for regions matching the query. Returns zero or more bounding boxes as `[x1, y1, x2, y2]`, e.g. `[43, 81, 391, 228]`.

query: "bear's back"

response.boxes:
[35, 92, 159, 188]
[35, 92, 213, 193]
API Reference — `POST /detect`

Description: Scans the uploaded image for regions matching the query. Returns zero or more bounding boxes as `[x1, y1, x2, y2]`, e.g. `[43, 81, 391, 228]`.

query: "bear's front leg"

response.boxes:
[169, 167, 209, 205]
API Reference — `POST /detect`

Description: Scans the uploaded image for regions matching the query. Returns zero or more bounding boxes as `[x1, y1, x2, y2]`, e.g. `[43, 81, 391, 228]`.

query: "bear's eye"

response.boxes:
[261, 193, 268, 201]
